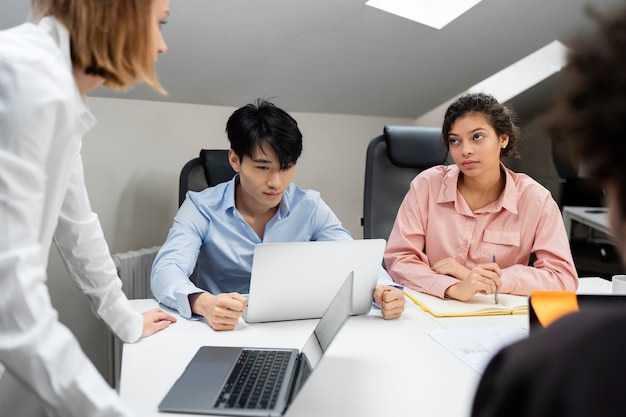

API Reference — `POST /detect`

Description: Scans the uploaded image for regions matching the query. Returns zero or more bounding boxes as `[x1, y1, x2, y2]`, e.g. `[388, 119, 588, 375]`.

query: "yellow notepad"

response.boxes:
[404, 287, 529, 317]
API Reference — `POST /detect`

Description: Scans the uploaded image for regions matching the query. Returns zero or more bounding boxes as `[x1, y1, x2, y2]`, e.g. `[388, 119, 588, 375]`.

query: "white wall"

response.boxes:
[47, 97, 413, 383]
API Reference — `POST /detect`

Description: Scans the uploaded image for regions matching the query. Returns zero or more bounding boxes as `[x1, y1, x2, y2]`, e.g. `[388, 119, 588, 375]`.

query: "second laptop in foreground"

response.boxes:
[158, 272, 355, 416]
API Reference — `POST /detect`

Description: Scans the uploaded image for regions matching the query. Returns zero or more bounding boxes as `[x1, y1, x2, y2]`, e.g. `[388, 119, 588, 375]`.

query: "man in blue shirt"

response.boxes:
[151, 99, 405, 330]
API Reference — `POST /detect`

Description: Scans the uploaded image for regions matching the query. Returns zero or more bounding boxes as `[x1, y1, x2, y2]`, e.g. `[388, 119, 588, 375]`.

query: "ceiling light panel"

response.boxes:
[365, 0, 484, 29]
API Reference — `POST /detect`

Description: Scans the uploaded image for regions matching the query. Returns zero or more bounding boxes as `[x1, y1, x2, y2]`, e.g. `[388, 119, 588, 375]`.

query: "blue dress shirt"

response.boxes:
[151, 175, 395, 318]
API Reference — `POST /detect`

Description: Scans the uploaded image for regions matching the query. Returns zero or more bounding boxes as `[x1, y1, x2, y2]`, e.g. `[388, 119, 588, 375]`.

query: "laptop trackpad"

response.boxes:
[158, 347, 241, 412]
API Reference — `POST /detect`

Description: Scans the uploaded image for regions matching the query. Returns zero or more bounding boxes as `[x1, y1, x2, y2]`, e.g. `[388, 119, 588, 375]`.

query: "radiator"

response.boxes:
[113, 245, 160, 300]
[108, 245, 161, 389]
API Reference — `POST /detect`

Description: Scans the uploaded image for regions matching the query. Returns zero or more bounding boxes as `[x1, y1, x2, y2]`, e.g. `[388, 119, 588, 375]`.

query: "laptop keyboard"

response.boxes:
[214, 349, 292, 410]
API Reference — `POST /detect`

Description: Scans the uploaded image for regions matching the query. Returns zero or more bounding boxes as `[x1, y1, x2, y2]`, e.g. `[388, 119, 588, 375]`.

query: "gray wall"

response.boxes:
[49, 97, 412, 384]
[51, 96, 560, 385]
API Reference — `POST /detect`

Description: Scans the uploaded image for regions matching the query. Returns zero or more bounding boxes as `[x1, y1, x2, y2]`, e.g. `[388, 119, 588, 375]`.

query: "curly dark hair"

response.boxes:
[442, 92, 521, 159]
[545, 5, 626, 220]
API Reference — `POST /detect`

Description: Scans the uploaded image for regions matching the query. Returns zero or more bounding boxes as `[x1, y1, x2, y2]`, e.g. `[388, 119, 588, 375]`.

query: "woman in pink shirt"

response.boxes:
[384, 93, 578, 301]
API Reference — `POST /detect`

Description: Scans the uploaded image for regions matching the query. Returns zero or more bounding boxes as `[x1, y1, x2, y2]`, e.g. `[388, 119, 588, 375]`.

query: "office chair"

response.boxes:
[362, 125, 449, 241]
[177, 149, 235, 284]
[178, 149, 236, 207]
[550, 138, 604, 209]
[550, 138, 619, 271]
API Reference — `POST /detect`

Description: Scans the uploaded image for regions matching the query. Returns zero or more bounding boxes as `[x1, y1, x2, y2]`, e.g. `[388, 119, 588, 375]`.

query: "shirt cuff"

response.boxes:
[429, 276, 460, 299]
[98, 295, 143, 343]
[174, 289, 210, 320]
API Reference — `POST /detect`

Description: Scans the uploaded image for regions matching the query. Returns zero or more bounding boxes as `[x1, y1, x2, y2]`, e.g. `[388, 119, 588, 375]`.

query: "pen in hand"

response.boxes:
[493, 255, 498, 304]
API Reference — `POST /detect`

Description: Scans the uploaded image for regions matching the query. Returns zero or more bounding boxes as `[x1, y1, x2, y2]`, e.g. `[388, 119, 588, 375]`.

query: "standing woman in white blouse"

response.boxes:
[0, 0, 176, 416]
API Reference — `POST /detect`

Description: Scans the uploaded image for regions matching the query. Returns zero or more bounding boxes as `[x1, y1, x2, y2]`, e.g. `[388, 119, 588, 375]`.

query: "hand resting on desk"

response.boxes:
[189, 292, 248, 331]
[141, 308, 177, 338]
[189, 286, 404, 331]
[434, 258, 502, 301]
[373, 285, 406, 320]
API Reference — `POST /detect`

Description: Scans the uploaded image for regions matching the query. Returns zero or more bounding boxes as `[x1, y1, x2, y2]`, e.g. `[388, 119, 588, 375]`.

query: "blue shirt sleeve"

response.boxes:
[150, 195, 210, 319]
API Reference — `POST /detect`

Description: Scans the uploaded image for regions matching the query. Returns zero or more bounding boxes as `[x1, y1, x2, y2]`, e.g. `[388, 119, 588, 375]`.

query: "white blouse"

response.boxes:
[0, 16, 141, 417]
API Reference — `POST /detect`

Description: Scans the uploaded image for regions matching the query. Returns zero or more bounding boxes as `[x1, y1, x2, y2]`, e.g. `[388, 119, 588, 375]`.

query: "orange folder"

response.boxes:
[529, 291, 579, 328]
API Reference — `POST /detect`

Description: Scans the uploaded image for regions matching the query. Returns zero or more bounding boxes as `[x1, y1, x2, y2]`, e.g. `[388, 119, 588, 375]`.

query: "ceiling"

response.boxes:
[1, 0, 622, 119]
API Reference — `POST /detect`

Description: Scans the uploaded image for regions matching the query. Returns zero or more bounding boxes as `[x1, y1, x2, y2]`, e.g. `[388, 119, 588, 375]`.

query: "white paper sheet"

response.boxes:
[429, 326, 525, 373]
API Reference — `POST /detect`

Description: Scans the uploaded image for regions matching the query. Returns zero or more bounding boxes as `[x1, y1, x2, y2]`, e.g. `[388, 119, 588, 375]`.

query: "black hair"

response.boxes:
[442, 93, 521, 160]
[225, 99, 303, 169]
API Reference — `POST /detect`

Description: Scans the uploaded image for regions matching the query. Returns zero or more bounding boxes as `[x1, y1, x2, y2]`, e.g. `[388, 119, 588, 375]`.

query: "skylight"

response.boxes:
[467, 40, 567, 103]
[365, 0, 484, 30]
[415, 40, 568, 124]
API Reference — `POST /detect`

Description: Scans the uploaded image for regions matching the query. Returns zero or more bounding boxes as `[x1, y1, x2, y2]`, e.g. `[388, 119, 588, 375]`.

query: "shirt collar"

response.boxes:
[38, 16, 97, 134]
[436, 165, 461, 205]
[223, 174, 292, 219]
[499, 165, 519, 214]
[223, 175, 238, 211]
[38, 16, 72, 69]
[437, 163, 518, 215]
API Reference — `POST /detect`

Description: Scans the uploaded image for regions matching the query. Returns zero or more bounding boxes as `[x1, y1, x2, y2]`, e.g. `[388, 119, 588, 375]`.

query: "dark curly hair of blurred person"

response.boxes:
[545, 5, 626, 219]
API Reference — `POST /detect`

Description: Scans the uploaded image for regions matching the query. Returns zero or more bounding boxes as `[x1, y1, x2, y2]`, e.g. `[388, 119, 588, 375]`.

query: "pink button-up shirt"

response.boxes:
[384, 164, 578, 298]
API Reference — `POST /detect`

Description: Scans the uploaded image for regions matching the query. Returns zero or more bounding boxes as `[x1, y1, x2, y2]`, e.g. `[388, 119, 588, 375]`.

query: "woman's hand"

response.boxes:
[444, 262, 502, 301]
[141, 308, 177, 338]
[433, 257, 470, 280]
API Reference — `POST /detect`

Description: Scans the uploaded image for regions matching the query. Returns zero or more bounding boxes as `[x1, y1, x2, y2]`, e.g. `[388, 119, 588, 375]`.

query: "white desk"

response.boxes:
[562, 205, 611, 239]
[120, 277, 610, 417]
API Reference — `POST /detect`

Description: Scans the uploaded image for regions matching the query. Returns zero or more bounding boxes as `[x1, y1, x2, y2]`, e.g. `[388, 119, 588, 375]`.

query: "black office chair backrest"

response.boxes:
[363, 125, 448, 240]
[550, 138, 603, 208]
[178, 149, 236, 207]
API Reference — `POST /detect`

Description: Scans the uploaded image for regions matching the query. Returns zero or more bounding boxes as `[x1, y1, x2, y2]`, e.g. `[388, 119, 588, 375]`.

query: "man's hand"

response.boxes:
[141, 308, 177, 338]
[373, 285, 405, 320]
[189, 292, 247, 331]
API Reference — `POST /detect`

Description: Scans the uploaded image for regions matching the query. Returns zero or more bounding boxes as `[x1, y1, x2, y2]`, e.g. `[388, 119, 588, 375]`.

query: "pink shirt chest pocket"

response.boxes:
[481, 229, 521, 266]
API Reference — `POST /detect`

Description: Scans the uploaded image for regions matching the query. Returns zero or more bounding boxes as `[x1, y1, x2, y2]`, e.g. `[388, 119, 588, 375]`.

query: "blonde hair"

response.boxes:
[32, 0, 165, 93]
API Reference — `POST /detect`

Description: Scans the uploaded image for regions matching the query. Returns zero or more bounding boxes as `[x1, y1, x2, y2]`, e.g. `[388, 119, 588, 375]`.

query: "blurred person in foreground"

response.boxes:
[472, 4, 626, 417]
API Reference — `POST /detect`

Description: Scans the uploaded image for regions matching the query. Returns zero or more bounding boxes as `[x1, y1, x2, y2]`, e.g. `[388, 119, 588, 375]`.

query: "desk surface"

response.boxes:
[120, 277, 611, 417]
[562, 205, 611, 238]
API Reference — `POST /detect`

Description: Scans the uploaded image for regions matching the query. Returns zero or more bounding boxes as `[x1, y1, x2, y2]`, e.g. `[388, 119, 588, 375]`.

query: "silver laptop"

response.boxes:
[158, 272, 354, 416]
[243, 239, 385, 323]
